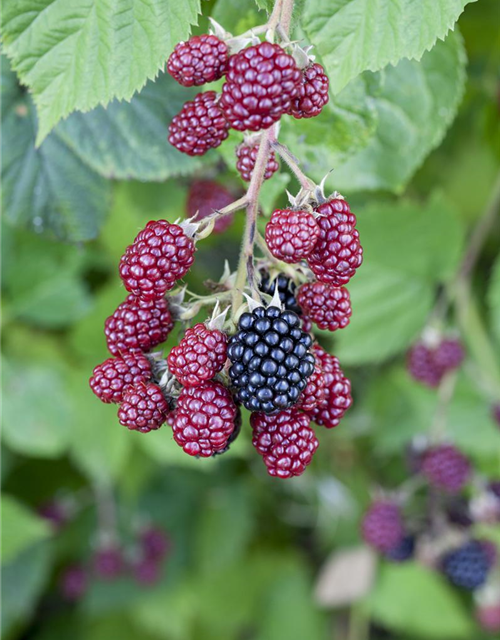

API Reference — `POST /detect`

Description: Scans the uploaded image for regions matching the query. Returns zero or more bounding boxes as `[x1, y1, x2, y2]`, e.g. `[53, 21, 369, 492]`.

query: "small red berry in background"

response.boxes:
[60, 565, 87, 602]
[186, 180, 235, 234]
[236, 141, 279, 182]
[361, 501, 405, 552]
[421, 444, 470, 493]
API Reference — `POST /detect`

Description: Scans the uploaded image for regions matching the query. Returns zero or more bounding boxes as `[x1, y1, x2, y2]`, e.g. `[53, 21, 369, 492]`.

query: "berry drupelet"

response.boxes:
[118, 382, 170, 433]
[421, 444, 470, 493]
[220, 42, 302, 131]
[186, 180, 234, 234]
[89, 353, 152, 404]
[442, 540, 492, 590]
[361, 500, 405, 553]
[119, 220, 195, 301]
[167, 35, 229, 87]
[265, 209, 320, 263]
[289, 62, 330, 119]
[171, 381, 237, 457]
[227, 305, 315, 414]
[297, 281, 352, 332]
[236, 141, 279, 182]
[168, 322, 228, 387]
[251, 409, 319, 478]
[305, 345, 352, 428]
[259, 273, 302, 315]
[307, 198, 363, 286]
[169, 91, 230, 156]
[104, 294, 174, 356]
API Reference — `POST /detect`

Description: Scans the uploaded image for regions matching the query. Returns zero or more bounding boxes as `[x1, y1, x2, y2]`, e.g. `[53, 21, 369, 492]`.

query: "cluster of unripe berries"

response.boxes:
[166, 32, 329, 181]
[89, 187, 360, 477]
[361, 441, 500, 596]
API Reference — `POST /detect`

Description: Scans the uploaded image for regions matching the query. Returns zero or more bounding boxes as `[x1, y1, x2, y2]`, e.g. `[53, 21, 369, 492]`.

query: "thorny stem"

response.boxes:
[272, 140, 316, 190]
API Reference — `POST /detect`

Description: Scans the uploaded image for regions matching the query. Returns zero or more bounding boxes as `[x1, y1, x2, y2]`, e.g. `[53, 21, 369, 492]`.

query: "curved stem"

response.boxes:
[272, 140, 315, 190]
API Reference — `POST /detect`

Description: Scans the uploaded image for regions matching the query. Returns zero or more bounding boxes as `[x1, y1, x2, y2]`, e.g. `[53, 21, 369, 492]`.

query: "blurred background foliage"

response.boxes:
[1, 0, 500, 639]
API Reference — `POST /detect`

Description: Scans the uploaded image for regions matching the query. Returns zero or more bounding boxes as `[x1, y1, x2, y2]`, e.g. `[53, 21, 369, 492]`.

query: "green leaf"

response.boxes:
[332, 32, 467, 192]
[367, 563, 473, 639]
[1, 58, 111, 242]
[1, 0, 201, 143]
[488, 254, 500, 346]
[302, 0, 472, 95]
[334, 195, 463, 364]
[1, 541, 52, 637]
[3, 359, 72, 458]
[1, 495, 50, 563]
[55, 72, 206, 181]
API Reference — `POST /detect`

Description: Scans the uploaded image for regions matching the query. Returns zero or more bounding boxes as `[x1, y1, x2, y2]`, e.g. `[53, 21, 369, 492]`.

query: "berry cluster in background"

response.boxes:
[89, 16, 362, 480]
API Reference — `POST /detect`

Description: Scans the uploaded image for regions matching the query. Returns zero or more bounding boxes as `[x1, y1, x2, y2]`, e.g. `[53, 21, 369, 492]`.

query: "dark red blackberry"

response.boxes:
[119, 220, 195, 301]
[492, 404, 500, 427]
[220, 42, 301, 131]
[297, 281, 352, 332]
[476, 604, 500, 632]
[235, 141, 279, 182]
[89, 353, 151, 404]
[140, 527, 171, 561]
[168, 91, 229, 156]
[167, 35, 228, 87]
[38, 500, 68, 530]
[60, 564, 87, 601]
[118, 382, 169, 433]
[385, 535, 415, 562]
[442, 540, 492, 590]
[93, 546, 123, 580]
[305, 345, 352, 428]
[133, 558, 161, 586]
[171, 381, 237, 457]
[167, 322, 228, 387]
[186, 180, 234, 234]
[105, 294, 174, 356]
[227, 305, 315, 414]
[421, 444, 470, 493]
[296, 364, 326, 412]
[265, 209, 320, 263]
[307, 198, 363, 286]
[361, 501, 404, 552]
[251, 409, 319, 478]
[434, 339, 465, 371]
[407, 343, 443, 387]
[289, 62, 329, 119]
[259, 272, 301, 315]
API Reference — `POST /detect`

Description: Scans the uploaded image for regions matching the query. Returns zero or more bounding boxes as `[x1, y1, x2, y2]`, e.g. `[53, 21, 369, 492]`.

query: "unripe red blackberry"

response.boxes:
[296, 281, 352, 332]
[168, 91, 229, 156]
[407, 342, 443, 387]
[104, 294, 174, 356]
[167, 323, 228, 387]
[305, 345, 352, 428]
[307, 198, 363, 286]
[140, 527, 171, 561]
[235, 141, 279, 182]
[251, 409, 319, 478]
[433, 338, 465, 371]
[220, 42, 302, 131]
[119, 220, 195, 301]
[421, 444, 470, 493]
[171, 381, 237, 457]
[265, 209, 320, 263]
[60, 564, 87, 601]
[186, 180, 234, 234]
[133, 558, 161, 586]
[296, 364, 326, 412]
[89, 353, 151, 404]
[289, 63, 329, 119]
[167, 35, 228, 87]
[118, 382, 169, 433]
[476, 604, 500, 632]
[492, 404, 500, 427]
[361, 500, 404, 552]
[93, 546, 123, 580]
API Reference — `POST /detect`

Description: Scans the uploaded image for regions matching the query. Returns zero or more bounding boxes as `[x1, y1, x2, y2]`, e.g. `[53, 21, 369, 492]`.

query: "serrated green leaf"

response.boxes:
[302, 0, 472, 95]
[367, 563, 473, 639]
[332, 32, 467, 192]
[3, 360, 72, 458]
[1, 496, 51, 563]
[1, 0, 201, 143]
[55, 72, 206, 181]
[1, 58, 111, 242]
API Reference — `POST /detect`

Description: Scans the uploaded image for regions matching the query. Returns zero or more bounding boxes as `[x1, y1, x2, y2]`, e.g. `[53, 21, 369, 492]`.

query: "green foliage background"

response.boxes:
[1, 0, 500, 639]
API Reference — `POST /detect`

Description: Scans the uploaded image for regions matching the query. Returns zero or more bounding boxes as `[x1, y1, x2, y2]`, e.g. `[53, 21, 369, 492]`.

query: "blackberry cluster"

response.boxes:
[227, 305, 315, 413]
[442, 540, 492, 590]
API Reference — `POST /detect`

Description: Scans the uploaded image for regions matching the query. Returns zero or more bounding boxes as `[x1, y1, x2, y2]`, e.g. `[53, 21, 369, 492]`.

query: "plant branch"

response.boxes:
[272, 140, 315, 190]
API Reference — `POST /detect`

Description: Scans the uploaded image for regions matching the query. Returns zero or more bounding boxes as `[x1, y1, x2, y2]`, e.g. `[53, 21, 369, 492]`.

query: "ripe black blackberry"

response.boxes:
[259, 273, 301, 315]
[442, 540, 492, 590]
[385, 535, 415, 562]
[227, 305, 315, 414]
